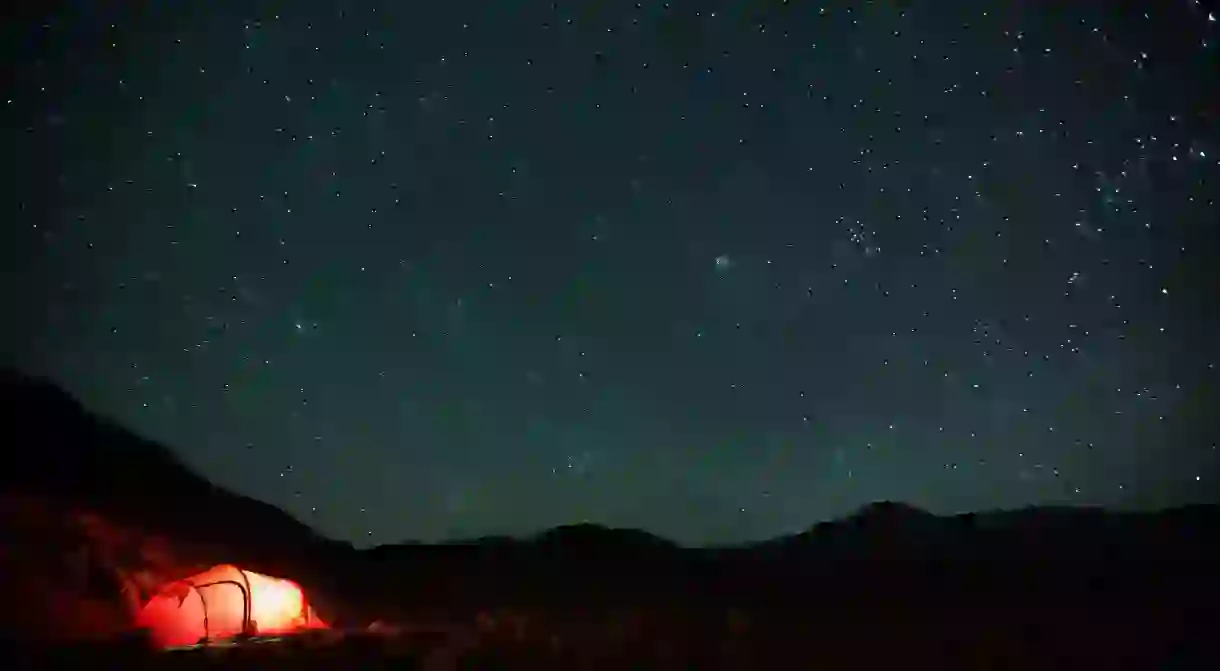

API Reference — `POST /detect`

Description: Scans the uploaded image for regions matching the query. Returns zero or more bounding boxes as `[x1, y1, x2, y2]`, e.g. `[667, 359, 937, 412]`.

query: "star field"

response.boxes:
[3, 0, 1218, 547]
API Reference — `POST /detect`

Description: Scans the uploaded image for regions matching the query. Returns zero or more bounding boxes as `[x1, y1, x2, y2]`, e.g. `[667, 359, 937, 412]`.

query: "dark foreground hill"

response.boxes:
[1, 367, 1217, 669]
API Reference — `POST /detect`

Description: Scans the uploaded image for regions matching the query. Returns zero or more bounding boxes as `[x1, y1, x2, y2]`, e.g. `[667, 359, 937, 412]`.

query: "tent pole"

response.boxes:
[194, 580, 250, 641]
[192, 586, 209, 643]
[237, 569, 253, 634]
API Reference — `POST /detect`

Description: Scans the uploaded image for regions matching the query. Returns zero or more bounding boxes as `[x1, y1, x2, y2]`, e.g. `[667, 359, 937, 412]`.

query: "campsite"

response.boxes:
[1, 369, 1217, 668]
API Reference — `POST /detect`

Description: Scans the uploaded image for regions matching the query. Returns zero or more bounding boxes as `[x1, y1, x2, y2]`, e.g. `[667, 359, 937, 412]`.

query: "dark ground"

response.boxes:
[1, 367, 1217, 669]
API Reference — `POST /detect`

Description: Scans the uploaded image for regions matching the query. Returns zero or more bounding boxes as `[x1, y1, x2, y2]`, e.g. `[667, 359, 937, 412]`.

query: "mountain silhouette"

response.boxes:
[1, 367, 1216, 668]
[0, 368, 347, 561]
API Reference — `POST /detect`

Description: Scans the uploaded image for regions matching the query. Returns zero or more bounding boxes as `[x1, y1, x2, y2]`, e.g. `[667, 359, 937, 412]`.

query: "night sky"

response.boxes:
[3, 0, 1218, 547]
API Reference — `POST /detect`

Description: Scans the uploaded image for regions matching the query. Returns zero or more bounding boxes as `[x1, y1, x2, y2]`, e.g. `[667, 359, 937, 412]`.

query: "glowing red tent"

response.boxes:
[135, 564, 328, 647]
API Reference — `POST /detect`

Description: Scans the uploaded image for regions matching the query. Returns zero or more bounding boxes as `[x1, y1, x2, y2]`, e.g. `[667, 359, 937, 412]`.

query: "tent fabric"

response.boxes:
[135, 564, 327, 647]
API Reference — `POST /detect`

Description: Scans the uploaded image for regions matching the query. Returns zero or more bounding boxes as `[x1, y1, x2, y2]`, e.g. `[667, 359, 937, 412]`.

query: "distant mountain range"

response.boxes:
[1, 367, 1216, 666]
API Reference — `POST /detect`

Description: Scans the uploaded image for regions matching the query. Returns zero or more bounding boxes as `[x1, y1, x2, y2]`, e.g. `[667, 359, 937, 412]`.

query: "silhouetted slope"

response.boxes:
[756, 500, 1220, 563]
[0, 368, 333, 552]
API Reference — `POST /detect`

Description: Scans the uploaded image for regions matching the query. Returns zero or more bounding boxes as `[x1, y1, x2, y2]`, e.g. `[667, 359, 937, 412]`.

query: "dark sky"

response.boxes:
[3, 0, 1218, 547]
